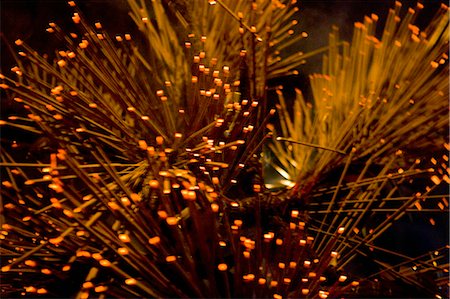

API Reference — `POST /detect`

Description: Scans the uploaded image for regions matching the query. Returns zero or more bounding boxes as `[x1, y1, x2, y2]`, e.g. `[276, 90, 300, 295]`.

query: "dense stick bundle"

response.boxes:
[0, 0, 448, 298]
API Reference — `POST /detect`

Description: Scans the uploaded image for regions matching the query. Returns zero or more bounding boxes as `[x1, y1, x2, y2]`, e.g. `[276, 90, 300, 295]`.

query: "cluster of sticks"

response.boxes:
[0, 0, 448, 298]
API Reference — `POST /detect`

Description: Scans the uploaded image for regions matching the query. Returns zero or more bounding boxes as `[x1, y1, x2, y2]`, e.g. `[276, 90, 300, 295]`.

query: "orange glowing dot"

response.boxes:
[130, 193, 141, 202]
[166, 255, 177, 263]
[72, 13, 81, 24]
[25, 286, 37, 293]
[117, 247, 129, 255]
[276, 239, 283, 245]
[257, 278, 266, 285]
[166, 217, 179, 226]
[149, 236, 161, 245]
[218, 263, 228, 271]
[99, 259, 111, 267]
[63, 209, 74, 218]
[278, 262, 285, 269]
[92, 253, 102, 260]
[125, 278, 137, 285]
[211, 203, 219, 212]
[234, 219, 243, 227]
[83, 281, 94, 289]
[41, 268, 51, 275]
[2, 224, 12, 230]
[431, 175, 441, 185]
[94, 285, 108, 293]
[264, 233, 274, 240]
[62, 265, 71, 271]
[57, 60, 66, 67]
[157, 210, 168, 219]
[274, 294, 282, 299]
[1, 266, 11, 272]
[270, 281, 278, 287]
[149, 180, 159, 188]
[107, 201, 120, 210]
[301, 289, 309, 295]
[24, 260, 37, 267]
[118, 234, 131, 243]
[182, 190, 196, 201]
[338, 275, 347, 282]
[49, 236, 64, 245]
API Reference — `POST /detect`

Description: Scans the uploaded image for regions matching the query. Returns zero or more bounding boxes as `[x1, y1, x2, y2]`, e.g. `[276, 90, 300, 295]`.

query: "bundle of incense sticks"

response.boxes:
[0, 0, 448, 298]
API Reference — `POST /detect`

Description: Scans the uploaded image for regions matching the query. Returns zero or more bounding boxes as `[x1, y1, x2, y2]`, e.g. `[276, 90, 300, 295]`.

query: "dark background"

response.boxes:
[0, 0, 445, 72]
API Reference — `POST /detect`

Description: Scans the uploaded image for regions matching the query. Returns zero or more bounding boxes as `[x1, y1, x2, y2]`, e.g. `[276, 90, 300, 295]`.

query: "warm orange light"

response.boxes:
[24, 260, 37, 267]
[99, 259, 111, 267]
[217, 263, 228, 271]
[118, 247, 129, 255]
[125, 278, 137, 285]
[166, 217, 179, 226]
[149, 236, 161, 245]
[118, 234, 131, 242]
[83, 282, 94, 289]
[94, 286, 108, 293]
[166, 256, 177, 263]
[37, 288, 47, 294]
